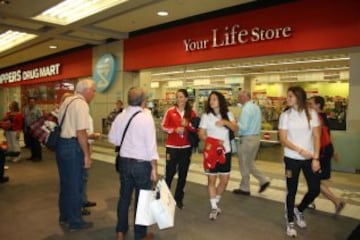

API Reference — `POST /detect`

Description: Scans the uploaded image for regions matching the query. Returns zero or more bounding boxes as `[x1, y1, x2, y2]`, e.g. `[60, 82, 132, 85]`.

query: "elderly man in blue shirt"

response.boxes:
[233, 90, 270, 196]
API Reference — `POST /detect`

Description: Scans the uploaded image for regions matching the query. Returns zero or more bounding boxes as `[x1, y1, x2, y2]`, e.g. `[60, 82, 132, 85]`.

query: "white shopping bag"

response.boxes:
[150, 179, 176, 230]
[135, 189, 156, 226]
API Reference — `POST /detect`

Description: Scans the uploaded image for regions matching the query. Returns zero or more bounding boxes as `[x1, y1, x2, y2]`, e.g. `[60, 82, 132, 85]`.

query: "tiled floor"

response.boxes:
[1, 131, 359, 239]
[91, 143, 360, 221]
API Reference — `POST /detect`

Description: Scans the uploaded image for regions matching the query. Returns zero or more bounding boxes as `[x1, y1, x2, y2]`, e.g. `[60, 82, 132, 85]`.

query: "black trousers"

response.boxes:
[165, 147, 192, 203]
[285, 157, 320, 223]
[26, 130, 42, 160]
[0, 149, 5, 179]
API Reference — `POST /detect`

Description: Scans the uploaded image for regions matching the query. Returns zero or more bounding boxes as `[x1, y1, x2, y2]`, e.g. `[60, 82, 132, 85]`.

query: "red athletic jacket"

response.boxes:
[203, 137, 225, 170]
[161, 106, 197, 148]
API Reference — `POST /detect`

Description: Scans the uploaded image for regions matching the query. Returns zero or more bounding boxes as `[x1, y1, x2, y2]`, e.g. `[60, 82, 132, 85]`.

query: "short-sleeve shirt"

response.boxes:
[278, 108, 320, 160]
[199, 112, 234, 153]
[58, 94, 90, 138]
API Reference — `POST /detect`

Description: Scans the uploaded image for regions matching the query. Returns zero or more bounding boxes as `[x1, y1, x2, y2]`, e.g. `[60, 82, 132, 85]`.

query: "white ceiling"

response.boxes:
[0, 0, 259, 69]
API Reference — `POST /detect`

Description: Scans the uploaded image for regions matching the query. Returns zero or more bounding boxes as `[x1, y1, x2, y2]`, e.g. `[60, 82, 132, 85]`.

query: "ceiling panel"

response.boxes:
[96, 0, 253, 32]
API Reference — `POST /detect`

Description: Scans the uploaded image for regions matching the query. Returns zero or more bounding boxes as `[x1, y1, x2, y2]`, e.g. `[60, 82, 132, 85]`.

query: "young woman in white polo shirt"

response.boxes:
[278, 86, 321, 237]
[198, 91, 238, 220]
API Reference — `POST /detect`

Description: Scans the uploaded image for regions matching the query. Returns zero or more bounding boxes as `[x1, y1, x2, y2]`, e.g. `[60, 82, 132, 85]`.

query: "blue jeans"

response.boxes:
[56, 138, 85, 228]
[116, 157, 152, 240]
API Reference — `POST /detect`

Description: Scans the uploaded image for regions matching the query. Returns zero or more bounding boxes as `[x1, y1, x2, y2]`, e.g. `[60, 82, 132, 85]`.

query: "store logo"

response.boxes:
[183, 24, 292, 52]
[93, 54, 117, 92]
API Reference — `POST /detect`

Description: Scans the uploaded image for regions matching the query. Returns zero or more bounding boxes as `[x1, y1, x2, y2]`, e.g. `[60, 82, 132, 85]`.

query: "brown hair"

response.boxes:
[287, 86, 311, 128]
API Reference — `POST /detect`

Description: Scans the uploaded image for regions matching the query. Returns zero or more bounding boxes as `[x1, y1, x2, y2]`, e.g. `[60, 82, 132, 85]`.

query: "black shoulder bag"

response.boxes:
[115, 111, 141, 172]
[46, 98, 81, 151]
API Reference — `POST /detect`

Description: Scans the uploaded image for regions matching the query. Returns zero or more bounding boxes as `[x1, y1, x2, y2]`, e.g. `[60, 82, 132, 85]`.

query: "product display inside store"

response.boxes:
[147, 53, 349, 134]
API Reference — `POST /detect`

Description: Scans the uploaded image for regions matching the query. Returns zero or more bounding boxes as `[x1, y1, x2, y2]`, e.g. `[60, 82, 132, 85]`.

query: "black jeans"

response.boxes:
[165, 147, 192, 203]
[285, 157, 320, 222]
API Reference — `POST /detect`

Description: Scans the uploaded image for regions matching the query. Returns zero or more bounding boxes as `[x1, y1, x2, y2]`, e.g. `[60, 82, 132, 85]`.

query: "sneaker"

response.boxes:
[4, 165, 9, 170]
[307, 202, 316, 210]
[335, 201, 345, 215]
[286, 222, 297, 237]
[12, 155, 21, 162]
[294, 208, 306, 228]
[209, 208, 221, 220]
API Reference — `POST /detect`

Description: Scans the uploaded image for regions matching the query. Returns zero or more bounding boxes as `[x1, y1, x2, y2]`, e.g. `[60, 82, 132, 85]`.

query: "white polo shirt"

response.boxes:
[199, 112, 234, 153]
[278, 108, 319, 160]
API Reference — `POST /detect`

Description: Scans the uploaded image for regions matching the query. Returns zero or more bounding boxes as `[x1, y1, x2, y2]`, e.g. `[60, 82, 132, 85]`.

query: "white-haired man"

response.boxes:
[56, 79, 96, 231]
[233, 90, 270, 196]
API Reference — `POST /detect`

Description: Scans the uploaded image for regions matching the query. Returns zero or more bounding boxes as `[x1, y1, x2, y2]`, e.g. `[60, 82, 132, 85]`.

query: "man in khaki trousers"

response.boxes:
[233, 90, 270, 196]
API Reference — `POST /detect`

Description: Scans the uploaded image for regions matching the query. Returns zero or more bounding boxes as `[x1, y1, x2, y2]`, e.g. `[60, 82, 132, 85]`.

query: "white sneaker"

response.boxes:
[209, 208, 221, 220]
[4, 165, 9, 170]
[294, 208, 307, 228]
[286, 222, 297, 237]
[12, 155, 21, 162]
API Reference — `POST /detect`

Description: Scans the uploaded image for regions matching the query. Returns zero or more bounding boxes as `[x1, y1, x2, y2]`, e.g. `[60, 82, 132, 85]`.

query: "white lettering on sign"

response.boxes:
[0, 63, 61, 84]
[183, 24, 292, 52]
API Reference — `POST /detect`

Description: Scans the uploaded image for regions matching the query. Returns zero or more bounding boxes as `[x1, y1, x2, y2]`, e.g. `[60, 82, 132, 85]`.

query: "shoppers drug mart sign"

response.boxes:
[0, 63, 61, 84]
[183, 24, 292, 52]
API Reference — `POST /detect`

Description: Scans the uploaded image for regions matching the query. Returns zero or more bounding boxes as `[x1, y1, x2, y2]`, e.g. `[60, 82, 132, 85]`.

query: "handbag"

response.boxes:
[135, 189, 156, 226]
[149, 179, 176, 230]
[114, 111, 141, 172]
[45, 98, 81, 151]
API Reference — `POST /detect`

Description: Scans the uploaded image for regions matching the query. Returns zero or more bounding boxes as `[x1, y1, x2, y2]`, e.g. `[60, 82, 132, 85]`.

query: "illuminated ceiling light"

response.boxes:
[33, 0, 128, 25]
[49, 45, 58, 49]
[157, 11, 168, 16]
[0, 30, 37, 53]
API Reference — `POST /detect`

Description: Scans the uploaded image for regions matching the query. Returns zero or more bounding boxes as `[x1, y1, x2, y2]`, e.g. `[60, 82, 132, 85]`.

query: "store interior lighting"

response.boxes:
[32, 0, 129, 25]
[151, 56, 350, 77]
[0, 30, 37, 53]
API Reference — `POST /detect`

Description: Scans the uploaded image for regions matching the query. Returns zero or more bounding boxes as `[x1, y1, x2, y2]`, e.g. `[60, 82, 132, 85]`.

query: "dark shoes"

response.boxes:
[81, 208, 91, 216]
[0, 176, 9, 183]
[83, 201, 96, 208]
[68, 221, 93, 232]
[176, 201, 184, 210]
[335, 201, 346, 215]
[233, 189, 250, 196]
[142, 232, 155, 240]
[259, 182, 270, 193]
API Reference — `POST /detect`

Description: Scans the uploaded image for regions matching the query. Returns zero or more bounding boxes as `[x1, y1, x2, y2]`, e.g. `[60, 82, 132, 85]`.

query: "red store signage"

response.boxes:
[124, 0, 360, 71]
[0, 47, 92, 87]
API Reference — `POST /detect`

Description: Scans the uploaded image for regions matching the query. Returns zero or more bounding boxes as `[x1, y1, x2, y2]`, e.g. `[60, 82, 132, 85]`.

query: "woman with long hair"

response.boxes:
[309, 95, 345, 214]
[198, 91, 238, 220]
[161, 89, 197, 209]
[279, 86, 321, 237]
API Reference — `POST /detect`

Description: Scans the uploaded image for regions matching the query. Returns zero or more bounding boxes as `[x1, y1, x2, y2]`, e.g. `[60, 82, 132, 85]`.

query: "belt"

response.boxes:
[120, 157, 147, 163]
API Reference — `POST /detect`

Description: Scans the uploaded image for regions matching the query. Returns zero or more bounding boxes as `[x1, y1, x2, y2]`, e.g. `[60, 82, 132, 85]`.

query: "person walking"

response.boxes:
[56, 79, 96, 231]
[108, 87, 158, 240]
[161, 88, 197, 209]
[198, 91, 238, 220]
[2, 101, 23, 162]
[233, 90, 270, 196]
[24, 97, 42, 161]
[309, 96, 345, 214]
[278, 86, 321, 237]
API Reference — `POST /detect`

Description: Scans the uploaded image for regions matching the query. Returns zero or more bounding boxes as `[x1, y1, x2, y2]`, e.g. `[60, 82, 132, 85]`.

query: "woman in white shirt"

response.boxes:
[278, 86, 321, 238]
[198, 91, 238, 221]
